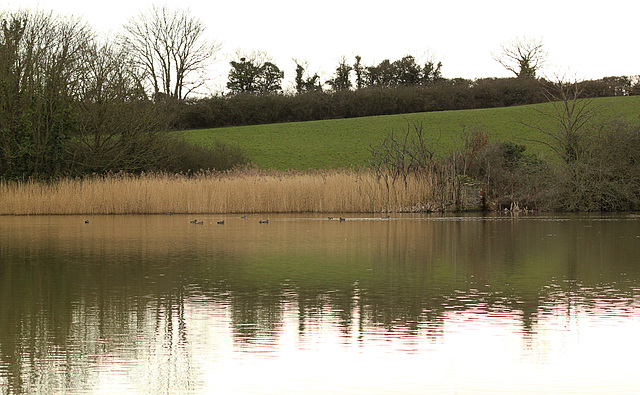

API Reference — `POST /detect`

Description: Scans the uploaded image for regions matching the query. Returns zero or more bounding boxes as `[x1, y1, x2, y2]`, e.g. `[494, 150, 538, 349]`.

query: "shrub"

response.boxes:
[160, 138, 250, 174]
[549, 121, 640, 211]
[171, 77, 637, 131]
[172, 78, 552, 130]
[370, 124, 554, 211]
[461, 137, 550, 210]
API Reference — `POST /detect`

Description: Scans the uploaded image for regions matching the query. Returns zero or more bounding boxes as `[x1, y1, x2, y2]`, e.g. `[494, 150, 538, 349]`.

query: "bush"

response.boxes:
[370, 119, 640, 212]
[460, 134, 550, 210]
[369, 125, 552, 211]
[172, 78, 551, 129]
[465, 120, 640, 212]
[549, 121, 640, 211]
[161, 138, 249, 173]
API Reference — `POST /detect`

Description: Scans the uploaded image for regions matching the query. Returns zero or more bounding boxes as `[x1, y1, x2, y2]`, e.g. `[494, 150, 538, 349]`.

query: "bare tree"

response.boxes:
[493, 37, 547, 79]
[523, 78, 599, 164]
[120, 6, 219, 101]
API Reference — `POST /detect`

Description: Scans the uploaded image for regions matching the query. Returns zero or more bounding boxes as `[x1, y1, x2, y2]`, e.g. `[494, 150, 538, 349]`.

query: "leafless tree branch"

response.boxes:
[119, 6, 219, 101]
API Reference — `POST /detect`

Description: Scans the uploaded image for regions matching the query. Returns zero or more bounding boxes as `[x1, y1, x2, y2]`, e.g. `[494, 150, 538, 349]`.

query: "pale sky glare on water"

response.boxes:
[6, 0, 639, 92]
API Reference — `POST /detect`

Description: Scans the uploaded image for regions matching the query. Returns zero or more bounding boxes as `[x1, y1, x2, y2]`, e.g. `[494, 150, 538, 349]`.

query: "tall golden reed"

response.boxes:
[0, 169, 445, 215]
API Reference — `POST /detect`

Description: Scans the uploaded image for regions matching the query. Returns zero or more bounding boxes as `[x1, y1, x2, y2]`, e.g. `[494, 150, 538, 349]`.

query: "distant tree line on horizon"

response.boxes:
[173, 76, 640, 129]
[1, 6, 639, 181]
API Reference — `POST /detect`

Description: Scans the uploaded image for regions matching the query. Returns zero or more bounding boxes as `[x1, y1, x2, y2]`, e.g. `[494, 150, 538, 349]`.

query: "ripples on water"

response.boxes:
[1, 213, 640, 394]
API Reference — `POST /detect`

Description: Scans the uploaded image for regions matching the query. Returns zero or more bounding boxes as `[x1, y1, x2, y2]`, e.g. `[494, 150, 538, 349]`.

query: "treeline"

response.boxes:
[174, 76, 639, 129]
[2, 7, 639, 183]
[0, 9, 247, 180]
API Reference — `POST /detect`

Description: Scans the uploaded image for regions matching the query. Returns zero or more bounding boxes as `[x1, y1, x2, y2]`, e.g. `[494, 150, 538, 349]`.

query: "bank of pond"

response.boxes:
[0, 165, 639, 215]
[0, 170, 449, 215]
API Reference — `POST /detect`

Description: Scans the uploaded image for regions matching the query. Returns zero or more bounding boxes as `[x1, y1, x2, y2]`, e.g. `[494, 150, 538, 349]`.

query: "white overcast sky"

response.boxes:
[6, 0, 639, 92]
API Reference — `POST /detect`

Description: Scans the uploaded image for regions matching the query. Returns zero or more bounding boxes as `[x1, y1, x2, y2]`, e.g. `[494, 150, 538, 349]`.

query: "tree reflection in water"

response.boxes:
[1, 214, 639, 393]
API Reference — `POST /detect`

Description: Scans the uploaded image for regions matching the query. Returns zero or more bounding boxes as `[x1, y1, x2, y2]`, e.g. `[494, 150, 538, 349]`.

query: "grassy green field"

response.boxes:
[179, 96, 640, 170]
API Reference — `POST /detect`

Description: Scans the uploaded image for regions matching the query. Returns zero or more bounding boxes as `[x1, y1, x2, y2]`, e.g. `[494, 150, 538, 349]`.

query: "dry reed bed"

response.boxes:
[0, 170, 440, 215]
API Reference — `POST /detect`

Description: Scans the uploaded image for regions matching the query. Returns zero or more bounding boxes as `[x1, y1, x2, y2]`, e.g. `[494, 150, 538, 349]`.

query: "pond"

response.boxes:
[1, 213, 639, 394]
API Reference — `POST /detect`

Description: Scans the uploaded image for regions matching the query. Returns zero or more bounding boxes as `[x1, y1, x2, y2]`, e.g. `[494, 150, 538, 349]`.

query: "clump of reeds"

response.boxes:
[0, 168, 454, 215]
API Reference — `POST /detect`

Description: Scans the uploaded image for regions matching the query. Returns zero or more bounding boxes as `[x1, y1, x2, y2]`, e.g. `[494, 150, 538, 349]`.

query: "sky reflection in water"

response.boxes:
[1, 213, 639, 394]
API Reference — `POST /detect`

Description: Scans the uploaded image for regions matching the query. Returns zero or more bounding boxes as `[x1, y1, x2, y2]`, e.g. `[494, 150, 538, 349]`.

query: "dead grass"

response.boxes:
[0, 169, 449, 215]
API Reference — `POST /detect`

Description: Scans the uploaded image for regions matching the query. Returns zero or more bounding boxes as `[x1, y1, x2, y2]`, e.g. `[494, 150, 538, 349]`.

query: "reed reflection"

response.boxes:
[0, 214, 639, 393]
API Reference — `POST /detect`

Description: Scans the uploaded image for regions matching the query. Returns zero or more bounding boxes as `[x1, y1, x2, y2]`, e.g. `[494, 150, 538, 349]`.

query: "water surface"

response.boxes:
[1, 213, 639, 394]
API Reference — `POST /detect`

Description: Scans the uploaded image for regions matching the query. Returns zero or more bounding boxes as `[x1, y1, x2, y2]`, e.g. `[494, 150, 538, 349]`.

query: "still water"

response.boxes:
[1, 213, 639, 394]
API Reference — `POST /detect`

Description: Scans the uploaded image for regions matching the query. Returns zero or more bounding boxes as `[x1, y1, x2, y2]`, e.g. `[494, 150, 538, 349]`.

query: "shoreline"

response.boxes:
[0, 170, 471, 216]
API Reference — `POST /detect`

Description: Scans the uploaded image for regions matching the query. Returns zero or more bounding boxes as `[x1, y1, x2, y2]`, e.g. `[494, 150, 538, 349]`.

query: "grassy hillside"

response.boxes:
[178, 96, 640, 170]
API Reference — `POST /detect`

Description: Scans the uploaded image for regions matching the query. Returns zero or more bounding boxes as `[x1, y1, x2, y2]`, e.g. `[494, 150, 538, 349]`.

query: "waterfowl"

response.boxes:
[240, 215, 247, 219]
[189, 219, 198, 224]
[339, 217, 346, 222]
[217, 220, 225, 225]
[328, 217, 334, 220]
[84, 220, 89, 224]
[259, 219, 269, 224]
